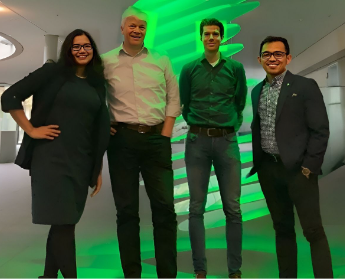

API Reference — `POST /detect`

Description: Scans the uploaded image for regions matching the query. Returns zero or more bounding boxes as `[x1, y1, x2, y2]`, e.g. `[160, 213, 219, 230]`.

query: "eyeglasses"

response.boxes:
[260, 51, 287, 60]
[71, 44, 93, 52]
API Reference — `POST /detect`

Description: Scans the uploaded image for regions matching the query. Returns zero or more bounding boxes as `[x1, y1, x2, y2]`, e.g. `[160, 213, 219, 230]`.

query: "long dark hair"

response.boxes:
[58, 29, 105, 86]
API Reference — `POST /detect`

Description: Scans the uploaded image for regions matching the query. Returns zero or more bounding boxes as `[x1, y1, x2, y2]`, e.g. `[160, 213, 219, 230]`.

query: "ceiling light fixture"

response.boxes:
[0, 40, 11, 45]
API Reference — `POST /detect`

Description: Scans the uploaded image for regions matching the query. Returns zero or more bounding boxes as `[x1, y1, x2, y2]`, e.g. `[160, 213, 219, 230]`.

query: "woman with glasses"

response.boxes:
[1, 29, 110, 278]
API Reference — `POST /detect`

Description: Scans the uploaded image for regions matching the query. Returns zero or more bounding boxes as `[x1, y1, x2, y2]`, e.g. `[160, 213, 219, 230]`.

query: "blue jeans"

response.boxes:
[185, 131, 242, 275]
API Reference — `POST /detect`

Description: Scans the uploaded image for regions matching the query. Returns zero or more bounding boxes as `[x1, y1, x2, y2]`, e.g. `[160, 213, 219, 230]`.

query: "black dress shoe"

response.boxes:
[229, 271, 242, 278]
[194, 270, 207, 278]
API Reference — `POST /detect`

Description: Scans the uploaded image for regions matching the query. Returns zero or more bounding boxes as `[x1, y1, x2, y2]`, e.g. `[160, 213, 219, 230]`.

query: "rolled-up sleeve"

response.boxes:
[1, 63, 54, 113]
[164, 56, 181, 118]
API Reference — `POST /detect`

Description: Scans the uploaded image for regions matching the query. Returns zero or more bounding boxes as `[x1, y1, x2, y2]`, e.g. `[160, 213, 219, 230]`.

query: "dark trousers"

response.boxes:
[107, 127, 177, 278]
[257, 154, 333, 278]
[43, 224, 77, 278]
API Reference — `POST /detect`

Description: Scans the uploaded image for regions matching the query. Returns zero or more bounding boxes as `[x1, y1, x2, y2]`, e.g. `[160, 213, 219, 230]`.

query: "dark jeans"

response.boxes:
[107, 127, 177, 278]
[185, 131, 242, 275]
[43, 224, 77, 278]
[257, 154, 333, 278]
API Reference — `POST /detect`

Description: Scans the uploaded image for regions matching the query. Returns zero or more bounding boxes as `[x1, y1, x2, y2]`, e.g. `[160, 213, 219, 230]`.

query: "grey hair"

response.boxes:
[121, 6, 148, 27]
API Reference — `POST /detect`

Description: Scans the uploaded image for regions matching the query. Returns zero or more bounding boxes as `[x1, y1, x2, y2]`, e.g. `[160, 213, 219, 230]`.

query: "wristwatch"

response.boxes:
[301, 166, 311, 179]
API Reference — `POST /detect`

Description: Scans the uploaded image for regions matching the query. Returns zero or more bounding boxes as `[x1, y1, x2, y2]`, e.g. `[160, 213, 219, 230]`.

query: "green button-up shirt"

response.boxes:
[179, 53, 247, 130]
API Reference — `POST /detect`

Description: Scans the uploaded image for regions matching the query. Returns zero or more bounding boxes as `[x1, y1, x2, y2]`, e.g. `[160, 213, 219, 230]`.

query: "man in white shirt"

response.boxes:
[102, 6, 180, 278]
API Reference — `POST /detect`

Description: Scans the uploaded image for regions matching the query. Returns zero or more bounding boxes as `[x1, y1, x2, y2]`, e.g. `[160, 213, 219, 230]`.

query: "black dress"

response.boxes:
[30, 76, 101, 225]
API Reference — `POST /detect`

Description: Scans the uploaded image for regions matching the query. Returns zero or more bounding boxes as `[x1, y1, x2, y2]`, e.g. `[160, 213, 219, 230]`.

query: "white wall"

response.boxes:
[305, 67, 328, 88]
[288, 23, 345, 75]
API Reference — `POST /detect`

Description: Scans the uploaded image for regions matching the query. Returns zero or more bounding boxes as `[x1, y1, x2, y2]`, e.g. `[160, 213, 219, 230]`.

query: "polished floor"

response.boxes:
[0, 150, 344, 278]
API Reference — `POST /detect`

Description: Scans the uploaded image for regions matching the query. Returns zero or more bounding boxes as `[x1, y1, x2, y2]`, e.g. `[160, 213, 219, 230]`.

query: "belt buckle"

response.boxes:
[138, 125, 146, 134]
[207, 128, 216, 137]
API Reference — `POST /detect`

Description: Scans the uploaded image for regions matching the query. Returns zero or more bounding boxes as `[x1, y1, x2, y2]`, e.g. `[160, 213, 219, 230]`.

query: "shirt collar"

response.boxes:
[119, 43, 147, 57]
[200, 52, 226, 63]
[265, 70, 287, 86]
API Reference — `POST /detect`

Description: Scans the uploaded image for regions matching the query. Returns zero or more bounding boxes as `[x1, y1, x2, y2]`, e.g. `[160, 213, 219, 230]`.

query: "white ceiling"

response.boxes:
[232, 0, 345, 80]
[1, 0, 345, 85]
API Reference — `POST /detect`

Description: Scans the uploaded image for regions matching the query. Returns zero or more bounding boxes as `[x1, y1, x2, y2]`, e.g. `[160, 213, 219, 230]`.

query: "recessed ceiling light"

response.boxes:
[0, 7, 5, 11]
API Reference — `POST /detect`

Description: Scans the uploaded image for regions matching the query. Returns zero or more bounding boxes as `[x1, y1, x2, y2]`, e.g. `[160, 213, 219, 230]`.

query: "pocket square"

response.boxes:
[292, 93, 297, 97]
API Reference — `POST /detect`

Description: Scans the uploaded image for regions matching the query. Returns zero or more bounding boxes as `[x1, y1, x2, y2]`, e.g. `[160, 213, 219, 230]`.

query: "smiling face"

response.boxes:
[71, 34, 93, 66]
[201, 25, 222, 53]
[258, 41, 292, 78]
[121, 16, 147, 48]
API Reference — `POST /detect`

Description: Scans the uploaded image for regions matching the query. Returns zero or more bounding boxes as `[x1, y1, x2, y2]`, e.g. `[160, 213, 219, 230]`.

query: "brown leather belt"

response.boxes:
[189, 125, 234, 137]
[113, 122, 164, 134]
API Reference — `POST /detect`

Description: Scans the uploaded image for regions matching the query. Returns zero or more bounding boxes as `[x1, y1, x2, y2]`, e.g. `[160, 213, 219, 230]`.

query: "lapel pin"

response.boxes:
[292, 93, 297, 97]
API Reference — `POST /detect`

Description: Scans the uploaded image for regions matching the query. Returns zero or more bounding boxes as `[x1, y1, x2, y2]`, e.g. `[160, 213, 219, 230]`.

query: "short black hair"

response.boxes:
[200, 18, 224, 39]
[58, 29, 105, 86]
[259, 36, 290, 56]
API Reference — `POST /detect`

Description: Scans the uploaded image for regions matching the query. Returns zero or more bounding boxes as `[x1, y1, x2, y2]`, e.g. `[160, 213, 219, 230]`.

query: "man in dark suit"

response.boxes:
[249, 36, 333, 278]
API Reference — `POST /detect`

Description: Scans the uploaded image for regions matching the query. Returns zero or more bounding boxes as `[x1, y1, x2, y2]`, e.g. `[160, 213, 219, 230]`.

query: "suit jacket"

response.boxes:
[249, 70, 329, 176]
[1, 63, 110, 186]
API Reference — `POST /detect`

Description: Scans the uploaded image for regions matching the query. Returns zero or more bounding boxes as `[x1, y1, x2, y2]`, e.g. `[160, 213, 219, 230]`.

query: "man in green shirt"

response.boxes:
[179, 18, 247, 278]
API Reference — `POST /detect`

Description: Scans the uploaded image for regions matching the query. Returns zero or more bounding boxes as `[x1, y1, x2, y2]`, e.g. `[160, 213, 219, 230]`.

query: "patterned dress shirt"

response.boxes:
[258, 71, 287, 154]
